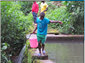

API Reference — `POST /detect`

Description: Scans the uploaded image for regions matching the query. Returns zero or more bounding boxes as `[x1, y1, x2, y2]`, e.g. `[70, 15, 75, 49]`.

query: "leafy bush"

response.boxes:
[66, 1, 84, 34]
[1, 1, 33, 62]
[46, 6, 72, 34]
[46, 1, 84, 34]
[19, 2, 32, 15]
[1, 43, 12, 63]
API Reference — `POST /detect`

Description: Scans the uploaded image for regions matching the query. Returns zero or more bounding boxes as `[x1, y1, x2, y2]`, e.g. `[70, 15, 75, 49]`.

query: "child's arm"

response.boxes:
[43, 7, 48, 13]
[50, 20, 63, 24]
[33, 26, 37, 33]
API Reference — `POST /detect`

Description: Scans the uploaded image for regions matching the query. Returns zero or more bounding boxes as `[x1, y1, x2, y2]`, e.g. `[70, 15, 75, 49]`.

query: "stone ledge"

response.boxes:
[47, 34, 84, 38]
[26, 34, 84, 39]
[34, 60, 55, 63]
[30, 49, 48, 60]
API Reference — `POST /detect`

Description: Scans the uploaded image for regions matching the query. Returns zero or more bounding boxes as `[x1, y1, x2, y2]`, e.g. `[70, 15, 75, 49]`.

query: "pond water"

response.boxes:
[45, 40, 83, 63]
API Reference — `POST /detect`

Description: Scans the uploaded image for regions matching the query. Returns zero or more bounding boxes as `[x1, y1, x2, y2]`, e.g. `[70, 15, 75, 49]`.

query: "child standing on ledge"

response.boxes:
[33, 12, 62, 56]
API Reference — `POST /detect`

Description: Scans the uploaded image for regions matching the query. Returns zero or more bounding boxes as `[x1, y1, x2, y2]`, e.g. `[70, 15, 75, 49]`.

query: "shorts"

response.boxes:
[32, 12, 37, 23]
[37, 34, 46, 44]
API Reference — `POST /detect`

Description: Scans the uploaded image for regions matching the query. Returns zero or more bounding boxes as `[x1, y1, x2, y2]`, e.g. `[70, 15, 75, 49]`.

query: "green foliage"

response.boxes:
[25, 40, 30, 55]
[1, 43, 12, 63]
[1, 1, 33, 62]
[63, 1, 84, 34]
[65, 1, 84, 34]
[2, 43, 10, 50]
[46, 1, 84, 34]
[46, 6, 72, 34]
[19, 2, 32, 15]
[47, 2, 57, 10]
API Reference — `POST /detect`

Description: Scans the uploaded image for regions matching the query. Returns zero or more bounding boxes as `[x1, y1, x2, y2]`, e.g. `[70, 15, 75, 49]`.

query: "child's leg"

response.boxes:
[32, 12, 37, 23]
[42, 44, 45, 51]
[37, 34, 42, 55]
[38, 41, 41, 54]
[41, 36, 46, 55]
[42, 43, 46, 55]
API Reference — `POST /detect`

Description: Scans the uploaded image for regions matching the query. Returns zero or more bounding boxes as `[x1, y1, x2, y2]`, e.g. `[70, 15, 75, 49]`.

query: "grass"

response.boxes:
[48, 28, 59, 34]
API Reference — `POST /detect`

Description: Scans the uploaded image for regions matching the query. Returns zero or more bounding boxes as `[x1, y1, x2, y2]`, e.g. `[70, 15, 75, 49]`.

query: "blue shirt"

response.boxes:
[36, 17, 50, 35]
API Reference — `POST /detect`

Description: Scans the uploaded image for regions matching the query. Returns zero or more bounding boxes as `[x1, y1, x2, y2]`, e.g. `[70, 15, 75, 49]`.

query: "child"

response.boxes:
[33, 12, 62, 56]
[32, 1, 39, 23]
[32, 1, 39, 33]
[40, 1, 48, 14]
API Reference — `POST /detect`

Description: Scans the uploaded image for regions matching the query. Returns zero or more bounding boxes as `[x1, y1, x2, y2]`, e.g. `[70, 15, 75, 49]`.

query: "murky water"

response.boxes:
[45, 40, 84, 63]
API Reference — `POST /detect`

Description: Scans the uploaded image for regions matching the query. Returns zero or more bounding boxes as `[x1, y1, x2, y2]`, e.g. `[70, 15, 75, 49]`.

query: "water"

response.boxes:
[17, 44, 26, 63]
[45, 41, 84, 63]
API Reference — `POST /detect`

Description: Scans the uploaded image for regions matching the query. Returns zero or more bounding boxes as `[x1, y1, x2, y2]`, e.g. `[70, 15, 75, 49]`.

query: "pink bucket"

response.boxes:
[29, 38, 38, 48]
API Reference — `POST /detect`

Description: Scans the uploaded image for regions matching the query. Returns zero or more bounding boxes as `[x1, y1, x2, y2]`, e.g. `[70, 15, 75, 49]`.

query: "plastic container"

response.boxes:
[29, 38, 38, 48]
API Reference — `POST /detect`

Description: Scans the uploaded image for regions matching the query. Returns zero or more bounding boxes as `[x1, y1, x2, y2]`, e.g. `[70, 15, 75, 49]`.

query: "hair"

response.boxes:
[41, 1, 45, 3]
[33, 1, 36, 2]
[40, 12, 45, 20]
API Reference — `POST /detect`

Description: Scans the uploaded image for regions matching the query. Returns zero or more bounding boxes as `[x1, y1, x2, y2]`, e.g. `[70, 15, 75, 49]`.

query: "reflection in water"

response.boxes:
[45, 42, 83, 63]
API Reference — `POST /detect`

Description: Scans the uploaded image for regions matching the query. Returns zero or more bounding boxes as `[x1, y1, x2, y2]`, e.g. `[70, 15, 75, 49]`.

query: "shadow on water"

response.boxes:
[45, 38, 84, 63]
[46, 37, 84, 43]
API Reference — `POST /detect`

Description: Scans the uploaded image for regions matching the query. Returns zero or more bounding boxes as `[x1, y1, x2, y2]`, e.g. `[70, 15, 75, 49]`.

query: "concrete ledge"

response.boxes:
[47, 34, 84, 38]
[26, 34, 84, 38]
[30, 49, 48, 60]
[26, 34, 84, 42]
[34, 60, 55, 63]
[39, 60, 55, 63]
[46, 34, 84, 41]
